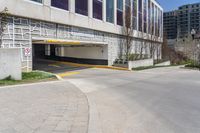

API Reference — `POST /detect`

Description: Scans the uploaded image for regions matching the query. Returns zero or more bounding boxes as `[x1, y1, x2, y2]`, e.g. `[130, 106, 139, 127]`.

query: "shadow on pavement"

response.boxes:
[33, 58, 90, 74]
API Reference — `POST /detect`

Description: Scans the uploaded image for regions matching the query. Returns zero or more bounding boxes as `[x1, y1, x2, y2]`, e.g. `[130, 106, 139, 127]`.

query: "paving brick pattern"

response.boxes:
[0, 81, 89, 133]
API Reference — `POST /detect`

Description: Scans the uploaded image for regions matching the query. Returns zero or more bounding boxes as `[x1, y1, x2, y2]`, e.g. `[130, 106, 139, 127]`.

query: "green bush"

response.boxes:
[185, 63, 200, 69]
[128, 54, 149, 61]
[22, 71, 55, 80]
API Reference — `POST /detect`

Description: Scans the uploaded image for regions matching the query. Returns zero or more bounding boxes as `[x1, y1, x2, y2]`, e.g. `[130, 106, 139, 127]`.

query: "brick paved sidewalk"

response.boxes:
[0, 81, 89, 133]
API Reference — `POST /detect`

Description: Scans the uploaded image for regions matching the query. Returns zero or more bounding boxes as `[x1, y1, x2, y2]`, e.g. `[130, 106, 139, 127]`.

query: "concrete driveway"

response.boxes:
[1, 66, 200, 133]
[66, 67, 200, 133]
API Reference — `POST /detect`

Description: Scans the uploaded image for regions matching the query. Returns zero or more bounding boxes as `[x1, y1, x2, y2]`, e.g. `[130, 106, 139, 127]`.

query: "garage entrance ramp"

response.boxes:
[32, 38, 109, 72]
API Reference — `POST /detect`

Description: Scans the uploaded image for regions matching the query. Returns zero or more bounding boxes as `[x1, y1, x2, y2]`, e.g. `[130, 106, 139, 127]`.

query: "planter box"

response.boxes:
[155, 61, 171, 67]
[128, 59, 154, 70]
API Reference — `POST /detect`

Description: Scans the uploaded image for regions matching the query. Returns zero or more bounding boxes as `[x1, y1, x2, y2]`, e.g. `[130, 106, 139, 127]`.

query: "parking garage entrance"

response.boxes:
[32, 38, 108, 72]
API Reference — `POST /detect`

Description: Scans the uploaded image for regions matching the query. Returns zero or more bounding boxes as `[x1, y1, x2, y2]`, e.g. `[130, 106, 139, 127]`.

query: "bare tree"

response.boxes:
[149, 28, 157, 59]
[138, 33, 148, 59]
[0, 7, 9, 48]
[123, 6, 134, 61]
[162, 33, 170, 60]
[175, 36, 198, 62]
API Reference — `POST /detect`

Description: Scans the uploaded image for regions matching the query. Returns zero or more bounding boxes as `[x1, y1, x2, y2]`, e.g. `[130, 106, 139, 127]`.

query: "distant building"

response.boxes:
[178, 2, 200, 38]
[163, 2, 200, 48]
[164, 11, 177, 39]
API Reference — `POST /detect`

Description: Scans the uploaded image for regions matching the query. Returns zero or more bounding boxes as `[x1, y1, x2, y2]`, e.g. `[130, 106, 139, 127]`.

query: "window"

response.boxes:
[117, 0, 123, 26]
[93, 0, 103, 20]
[30, 0, 42, 3]
[51, 0, 68, 10]
[143, 0, 147, 33]
[125, 0, 131, 27]
[148, 0, 151, 33]
[132, 0, 137, 29]
[155, 6, 158, 36]
[75, 0, 88, 16]
[106, 0, 114, 23]
[151, 3, 155, 35]
[138, 0, 143, 31]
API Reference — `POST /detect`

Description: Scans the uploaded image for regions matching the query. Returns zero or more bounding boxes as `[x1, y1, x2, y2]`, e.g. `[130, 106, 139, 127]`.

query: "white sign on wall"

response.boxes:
[24, 48, 31, 57]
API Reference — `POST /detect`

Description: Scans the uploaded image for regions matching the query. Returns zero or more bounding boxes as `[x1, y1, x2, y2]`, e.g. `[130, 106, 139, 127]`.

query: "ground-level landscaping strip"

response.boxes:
[0, 71, 57, 86]
[132, 65, 175, 71]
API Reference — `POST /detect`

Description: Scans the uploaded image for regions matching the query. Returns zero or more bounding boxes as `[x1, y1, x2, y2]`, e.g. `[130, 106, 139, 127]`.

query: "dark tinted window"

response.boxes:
[106, 0, 114, 23]
[93, 0, 103, 20]
[51, 0, 68, 10]
[75, 0, 88, 16]
[117, 0, 123, 26]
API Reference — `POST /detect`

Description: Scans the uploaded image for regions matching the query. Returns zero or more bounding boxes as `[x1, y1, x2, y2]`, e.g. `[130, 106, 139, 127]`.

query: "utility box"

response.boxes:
[0, 48, 22, 80]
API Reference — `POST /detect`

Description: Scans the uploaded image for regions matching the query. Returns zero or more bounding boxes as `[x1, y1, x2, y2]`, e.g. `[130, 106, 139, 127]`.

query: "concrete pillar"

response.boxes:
[69, 0, 75, 13]
[136, 0, 139, 31]
[114, 0, 117, 25]
[146, 0, 149, 34]
[103, 0, 106, 22]
[88, 0, 93, 18]
[123, 0, 125, 26]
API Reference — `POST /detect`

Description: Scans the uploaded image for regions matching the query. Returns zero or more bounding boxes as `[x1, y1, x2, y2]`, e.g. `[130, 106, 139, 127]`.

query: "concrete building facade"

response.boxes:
[163, 11, 178, 48]
[178, 3, 200, 38]
[0, 0, 163, 71]
[164, 11, 177, 39]
[164, 2, 200, 40]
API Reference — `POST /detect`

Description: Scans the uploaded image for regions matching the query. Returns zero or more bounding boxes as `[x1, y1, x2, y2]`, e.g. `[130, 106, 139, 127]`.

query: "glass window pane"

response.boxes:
[51, 0, 68, 10]
[75, 0, 88, 16]
[132, 0, 137, 29]
[106, 0, 114, 23]
[143, 0, 147, 33]
[138, 0, 143, 31]
[117, 0, 123, 26]
[93, 0, 103, 20]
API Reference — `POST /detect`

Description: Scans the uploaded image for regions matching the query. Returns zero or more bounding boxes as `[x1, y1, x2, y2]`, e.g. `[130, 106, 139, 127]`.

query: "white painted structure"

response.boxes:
[128, 59, 154, 70]
[155, 61, 171, 66]
[0, 48, 22, 80]
[0, 0, 163, 71]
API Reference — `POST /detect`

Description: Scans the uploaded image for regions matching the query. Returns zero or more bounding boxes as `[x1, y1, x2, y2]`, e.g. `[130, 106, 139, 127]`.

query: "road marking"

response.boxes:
[58, 71, 80, 78]
[48, 64, 61, 68]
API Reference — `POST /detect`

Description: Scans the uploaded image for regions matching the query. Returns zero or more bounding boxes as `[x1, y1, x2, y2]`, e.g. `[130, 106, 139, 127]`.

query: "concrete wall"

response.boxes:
[0, 0, 163, 41]
[60, 46, 108, 60]
[155, 61, 171, 66]
[0, 48, 22, 80]
[128, 59, 154, 70]
[1, 15, 163, 71]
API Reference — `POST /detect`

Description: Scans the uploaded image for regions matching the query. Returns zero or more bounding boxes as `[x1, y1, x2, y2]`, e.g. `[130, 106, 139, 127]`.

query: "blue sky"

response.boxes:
[157, 0, 200, 11]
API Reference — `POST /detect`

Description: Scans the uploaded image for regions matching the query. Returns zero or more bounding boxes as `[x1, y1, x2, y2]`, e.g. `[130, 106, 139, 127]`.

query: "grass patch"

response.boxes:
[185, 64, 200, 69]
[132, 65, 172, 71]
[0, 71, 57, 86]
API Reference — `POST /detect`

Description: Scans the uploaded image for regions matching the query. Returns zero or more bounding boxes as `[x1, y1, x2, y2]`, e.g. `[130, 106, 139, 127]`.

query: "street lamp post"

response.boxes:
[191, 29, 196, 40]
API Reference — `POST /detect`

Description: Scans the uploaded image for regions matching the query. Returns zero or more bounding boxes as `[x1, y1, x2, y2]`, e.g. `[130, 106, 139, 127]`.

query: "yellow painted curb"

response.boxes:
[55, 61, 129, 71]
[58, 71, 80, 78]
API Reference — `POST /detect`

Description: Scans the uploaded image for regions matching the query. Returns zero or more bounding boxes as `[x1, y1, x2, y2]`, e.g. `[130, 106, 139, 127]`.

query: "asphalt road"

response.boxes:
[65, 67, 200, 133]
[33, 59, 88, 73]
[1, 62, 200, 133]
